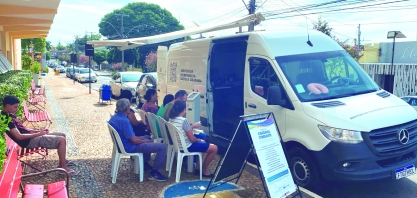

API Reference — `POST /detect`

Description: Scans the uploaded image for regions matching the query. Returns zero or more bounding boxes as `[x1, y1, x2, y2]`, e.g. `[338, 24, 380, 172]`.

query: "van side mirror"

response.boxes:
[267, 86, 286, 106]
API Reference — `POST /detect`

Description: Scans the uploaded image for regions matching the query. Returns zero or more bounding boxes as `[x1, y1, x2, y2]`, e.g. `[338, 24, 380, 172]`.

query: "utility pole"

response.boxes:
[358, 24, 361, 49]
[116, 13, 129, 70]
[85, 31, 95, 94]
[248, 0, 256, 31]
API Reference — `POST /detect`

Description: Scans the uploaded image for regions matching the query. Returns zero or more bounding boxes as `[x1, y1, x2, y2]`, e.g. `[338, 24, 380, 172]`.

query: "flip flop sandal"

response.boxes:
[66, 160, 76, 166]
[58, 169, 77, 176]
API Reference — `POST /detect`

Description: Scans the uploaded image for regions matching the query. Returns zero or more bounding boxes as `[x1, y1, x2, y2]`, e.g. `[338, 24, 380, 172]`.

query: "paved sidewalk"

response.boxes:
[20, 73, 319, 198]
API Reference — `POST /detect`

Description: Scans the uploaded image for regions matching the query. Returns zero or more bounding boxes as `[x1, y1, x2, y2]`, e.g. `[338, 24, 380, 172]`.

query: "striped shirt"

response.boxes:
[169, 116, 192, 148]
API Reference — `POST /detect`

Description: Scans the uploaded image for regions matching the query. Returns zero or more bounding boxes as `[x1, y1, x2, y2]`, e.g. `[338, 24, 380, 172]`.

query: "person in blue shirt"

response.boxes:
[109, 98, 168, 181]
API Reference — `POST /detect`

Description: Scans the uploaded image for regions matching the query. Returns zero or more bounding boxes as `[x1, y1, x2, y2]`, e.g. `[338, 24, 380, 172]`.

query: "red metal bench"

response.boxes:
[22, 170, 69, 198]
[27, 94, 47, 110]
[30, 81, 45, 97]
[0, 137, 69, 198]
[19, 146, 49, 173]
[0, 137, 22, 197]
[22, 100, 52, 129]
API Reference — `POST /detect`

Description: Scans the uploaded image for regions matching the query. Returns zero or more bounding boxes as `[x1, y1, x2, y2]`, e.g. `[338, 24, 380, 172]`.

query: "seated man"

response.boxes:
[109, 98, 168, 181]
[1, 95, 76, 175]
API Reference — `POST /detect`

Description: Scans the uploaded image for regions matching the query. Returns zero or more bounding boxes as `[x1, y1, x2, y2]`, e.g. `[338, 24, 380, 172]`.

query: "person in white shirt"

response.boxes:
[168, 100, 218, 177]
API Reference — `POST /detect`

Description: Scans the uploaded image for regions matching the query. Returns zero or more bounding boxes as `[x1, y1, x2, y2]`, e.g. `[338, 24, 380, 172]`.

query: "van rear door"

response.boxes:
[157, 46, 168, 105]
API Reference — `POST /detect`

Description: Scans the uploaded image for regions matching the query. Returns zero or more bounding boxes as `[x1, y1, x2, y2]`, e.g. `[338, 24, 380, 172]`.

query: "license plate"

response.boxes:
[395, 164, 416, 180]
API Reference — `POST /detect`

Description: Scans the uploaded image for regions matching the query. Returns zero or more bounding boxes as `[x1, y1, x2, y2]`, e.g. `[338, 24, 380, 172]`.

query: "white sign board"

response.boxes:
[247, 118, 296, 198]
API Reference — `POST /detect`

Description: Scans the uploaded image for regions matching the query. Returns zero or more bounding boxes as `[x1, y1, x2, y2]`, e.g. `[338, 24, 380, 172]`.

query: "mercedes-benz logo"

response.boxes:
[398, 129, 410, 145]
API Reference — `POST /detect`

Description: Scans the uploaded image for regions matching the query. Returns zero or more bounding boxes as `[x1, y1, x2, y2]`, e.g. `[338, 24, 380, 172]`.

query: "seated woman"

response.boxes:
[157, 94, 174, 117]
[141, 89, 158, 114]
[141, 89, 162, 138]
[168, 100, 218, 177]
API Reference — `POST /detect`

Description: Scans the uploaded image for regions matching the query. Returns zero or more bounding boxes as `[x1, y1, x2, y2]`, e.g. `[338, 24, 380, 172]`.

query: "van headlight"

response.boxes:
[318, 125, 363, 144]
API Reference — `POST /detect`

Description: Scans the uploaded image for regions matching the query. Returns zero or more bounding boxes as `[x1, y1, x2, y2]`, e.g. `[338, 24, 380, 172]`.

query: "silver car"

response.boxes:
[401, 96, 417, 111]
[76, 68, 97, 83]
[109, 72, 143, 101]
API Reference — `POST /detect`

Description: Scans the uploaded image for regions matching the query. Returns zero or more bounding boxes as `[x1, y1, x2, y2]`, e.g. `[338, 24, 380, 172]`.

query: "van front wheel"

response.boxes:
[288, 147, 324, 193]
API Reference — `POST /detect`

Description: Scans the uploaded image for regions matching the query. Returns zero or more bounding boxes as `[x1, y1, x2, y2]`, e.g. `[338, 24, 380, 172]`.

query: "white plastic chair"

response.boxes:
[166, 122, 202, 182]
[106, 122, 144, 183]
[156, 116, 174, 171]
[107, 121, 117, 178]
[137, 109, 148, 125]
[146, 112, 163, 143]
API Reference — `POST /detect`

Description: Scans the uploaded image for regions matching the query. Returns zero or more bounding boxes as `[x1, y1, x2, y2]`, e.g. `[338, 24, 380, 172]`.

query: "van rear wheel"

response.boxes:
[288, 147, 324, 193]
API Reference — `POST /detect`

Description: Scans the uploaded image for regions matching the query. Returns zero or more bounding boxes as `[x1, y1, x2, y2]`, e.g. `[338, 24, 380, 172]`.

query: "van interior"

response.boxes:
[208, 38, 247, 139]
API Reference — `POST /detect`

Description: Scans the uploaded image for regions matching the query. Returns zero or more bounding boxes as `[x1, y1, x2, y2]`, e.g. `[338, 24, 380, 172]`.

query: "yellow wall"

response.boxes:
[359, 43, 380, 63]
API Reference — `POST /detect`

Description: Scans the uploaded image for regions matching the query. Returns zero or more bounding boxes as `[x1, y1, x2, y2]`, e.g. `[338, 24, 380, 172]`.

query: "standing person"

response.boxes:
[168, 100, 218, 177]
[109, 98, 168, 181]
[1, 95, 76, 175]
[157, 94, 174, 117]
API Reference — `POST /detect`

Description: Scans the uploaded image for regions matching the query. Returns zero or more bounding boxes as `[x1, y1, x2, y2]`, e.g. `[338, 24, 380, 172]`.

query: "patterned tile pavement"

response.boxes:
[19, 72, 318, 198]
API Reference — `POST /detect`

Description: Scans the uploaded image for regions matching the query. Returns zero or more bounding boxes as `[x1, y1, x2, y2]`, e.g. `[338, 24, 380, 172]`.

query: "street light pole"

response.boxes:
[391, 33, 396, 67]
[387, 31, 406, 67]
[116, 14, 129, 70]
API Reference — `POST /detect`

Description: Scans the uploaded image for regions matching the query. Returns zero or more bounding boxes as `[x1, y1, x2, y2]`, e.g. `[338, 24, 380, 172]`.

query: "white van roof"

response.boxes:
[169, 30, 343, 57]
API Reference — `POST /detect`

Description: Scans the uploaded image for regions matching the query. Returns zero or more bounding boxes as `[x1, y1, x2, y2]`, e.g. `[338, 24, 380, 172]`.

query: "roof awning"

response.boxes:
[87, 13, 265, 50]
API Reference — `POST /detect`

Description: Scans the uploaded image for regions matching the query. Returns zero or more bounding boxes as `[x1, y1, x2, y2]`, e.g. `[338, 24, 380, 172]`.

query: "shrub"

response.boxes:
[0, 70, 31, 174]
[112, 62, 123, 71]
[145, 51, 157, 72]
[30, 62, 41, 74]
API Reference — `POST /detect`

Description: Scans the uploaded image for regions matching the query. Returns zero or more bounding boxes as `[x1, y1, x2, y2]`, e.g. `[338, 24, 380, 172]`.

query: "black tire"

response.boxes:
[288, 147, 324, 193]
[120, 90, 131, 100]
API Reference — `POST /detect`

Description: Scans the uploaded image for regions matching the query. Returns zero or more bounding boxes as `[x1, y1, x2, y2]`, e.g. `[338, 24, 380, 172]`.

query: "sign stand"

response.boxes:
[203, 112, 303, 198]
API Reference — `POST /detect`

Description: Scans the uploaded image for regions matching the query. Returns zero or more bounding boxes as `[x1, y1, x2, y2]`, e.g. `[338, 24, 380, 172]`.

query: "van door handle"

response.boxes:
[157, 89, 160, 92]
[248, 103, 257, 108]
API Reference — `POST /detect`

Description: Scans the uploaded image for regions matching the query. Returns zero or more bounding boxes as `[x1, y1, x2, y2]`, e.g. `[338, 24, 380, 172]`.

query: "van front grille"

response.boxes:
[363, 119, 417, 156]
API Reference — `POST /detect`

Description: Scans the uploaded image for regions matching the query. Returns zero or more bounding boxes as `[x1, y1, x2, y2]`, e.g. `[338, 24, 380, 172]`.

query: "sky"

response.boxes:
[47, 0, 417, 46]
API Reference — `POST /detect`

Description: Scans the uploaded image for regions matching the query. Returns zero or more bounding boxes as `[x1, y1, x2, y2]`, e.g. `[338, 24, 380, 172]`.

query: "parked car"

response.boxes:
[109, 72, 143, 101]
[66, 67, 73, 78]
[56, 66, 65, 73]
[135, 72, 157, 108]
[401, 96, 417, 111]
[75, 68, 97, 83]
[71, 68, 80, 79]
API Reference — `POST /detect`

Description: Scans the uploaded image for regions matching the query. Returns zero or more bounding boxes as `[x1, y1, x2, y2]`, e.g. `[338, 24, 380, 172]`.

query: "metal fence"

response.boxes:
[360, 63, 417, 97]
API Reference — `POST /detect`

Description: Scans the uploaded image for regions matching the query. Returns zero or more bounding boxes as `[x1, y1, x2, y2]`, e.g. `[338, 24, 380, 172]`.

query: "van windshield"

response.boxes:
[276, 50, 379, 102]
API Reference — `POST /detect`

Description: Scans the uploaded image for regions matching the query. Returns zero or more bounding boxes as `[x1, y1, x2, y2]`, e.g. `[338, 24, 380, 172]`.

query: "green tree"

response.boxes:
[74, 34, 102, 53]
[56, 41, 66, 51]
[46, 41, 52, 51]
[93, 49, 108, 65]
[313, 17, 333, 37]
[313, 17, 362, 61]
[98, 2, 184, 69]
[45, 51, 52, 60]
[21, 38, 47, 52]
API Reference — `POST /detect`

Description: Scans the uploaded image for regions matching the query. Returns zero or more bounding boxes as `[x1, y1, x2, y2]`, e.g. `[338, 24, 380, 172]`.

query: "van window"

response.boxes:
[324, 57, 359, 81]
[249, 58, 282, 99]
[276, 50, 379, 102]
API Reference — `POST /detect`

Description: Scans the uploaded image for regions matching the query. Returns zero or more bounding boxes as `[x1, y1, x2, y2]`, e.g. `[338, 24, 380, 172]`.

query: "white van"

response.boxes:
[157, 30, 417, 191]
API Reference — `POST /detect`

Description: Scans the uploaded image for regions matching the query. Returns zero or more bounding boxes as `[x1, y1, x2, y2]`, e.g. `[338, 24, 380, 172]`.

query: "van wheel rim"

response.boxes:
[291, 157, 310, 186]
